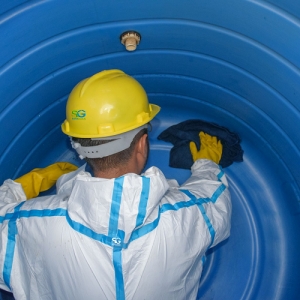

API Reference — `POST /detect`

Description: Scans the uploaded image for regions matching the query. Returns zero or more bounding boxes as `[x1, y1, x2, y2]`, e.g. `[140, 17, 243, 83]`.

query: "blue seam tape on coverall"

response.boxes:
[108, 177, 124, 237]
[109, 178, 126, 300]
[180, 189, 216, 246]
[113, 247, 125, 300]
[135, 177, 150, 228]
[217, 169, 225, 180]
[211, 184, 226, 203]
[3, 202, 25, 289]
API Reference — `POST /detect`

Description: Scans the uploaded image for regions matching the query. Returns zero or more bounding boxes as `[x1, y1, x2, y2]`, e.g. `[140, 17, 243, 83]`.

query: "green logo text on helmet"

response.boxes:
[61, 69, 160, 138]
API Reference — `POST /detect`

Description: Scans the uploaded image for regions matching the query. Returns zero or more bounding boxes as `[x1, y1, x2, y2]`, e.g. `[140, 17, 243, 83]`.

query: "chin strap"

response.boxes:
[71, 125, 148, 159]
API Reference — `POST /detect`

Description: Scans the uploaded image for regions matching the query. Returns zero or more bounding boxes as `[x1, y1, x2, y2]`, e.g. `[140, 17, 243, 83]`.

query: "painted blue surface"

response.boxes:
[0, 0, 299, 299]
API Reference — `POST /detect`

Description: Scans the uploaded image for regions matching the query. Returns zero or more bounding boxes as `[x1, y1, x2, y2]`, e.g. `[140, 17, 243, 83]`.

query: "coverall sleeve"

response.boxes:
[0, 181, 26, 291]
[180, 158, 232, 248]
[0, 179, 27, 205]
[0, 163, 84, 206]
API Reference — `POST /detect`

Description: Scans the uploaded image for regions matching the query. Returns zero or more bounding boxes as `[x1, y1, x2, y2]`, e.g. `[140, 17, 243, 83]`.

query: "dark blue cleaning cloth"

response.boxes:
[157, 119, 243, 169]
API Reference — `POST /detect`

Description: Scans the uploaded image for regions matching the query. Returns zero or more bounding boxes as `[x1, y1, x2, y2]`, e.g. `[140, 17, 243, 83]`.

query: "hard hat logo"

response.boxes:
[72, 110, 86, 120]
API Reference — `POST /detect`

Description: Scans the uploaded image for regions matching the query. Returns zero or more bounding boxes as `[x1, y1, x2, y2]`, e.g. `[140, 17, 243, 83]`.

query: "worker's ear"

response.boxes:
[136, 133, 148, 159]
[134, 133, 149, 174]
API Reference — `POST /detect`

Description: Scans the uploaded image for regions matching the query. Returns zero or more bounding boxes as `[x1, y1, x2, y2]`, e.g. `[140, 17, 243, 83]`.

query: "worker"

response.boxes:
[0, 69, 231, 300]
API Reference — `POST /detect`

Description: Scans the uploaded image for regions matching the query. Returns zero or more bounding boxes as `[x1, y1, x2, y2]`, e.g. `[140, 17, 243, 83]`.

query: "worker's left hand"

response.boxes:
[189, 132, 223, 164]
[14, 162, 78, 200]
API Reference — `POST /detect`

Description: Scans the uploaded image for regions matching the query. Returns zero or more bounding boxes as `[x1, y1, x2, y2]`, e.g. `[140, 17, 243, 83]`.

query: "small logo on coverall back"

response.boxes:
[72, 110, 86, 120]
[112, 237, 122, 246]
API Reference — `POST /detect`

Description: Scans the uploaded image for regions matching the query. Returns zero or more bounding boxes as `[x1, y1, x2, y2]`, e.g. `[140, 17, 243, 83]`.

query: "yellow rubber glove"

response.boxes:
[14, 162, 78, 200]
[189, 132, 223, 164]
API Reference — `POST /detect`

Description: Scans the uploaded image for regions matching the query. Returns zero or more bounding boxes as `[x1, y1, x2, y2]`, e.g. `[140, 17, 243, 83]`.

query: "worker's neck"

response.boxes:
[93, 137, 147, 179]
[93, 162, 141, 179]
[94, 167, 135, 179]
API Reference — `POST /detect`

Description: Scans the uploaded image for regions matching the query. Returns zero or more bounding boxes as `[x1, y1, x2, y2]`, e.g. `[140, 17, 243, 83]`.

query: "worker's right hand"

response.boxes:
[14, 162, 78, 200]
[189, 132, 223, 164]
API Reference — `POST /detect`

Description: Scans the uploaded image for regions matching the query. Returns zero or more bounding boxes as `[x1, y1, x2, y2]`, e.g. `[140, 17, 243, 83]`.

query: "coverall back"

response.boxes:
[0, 159, 231, 300]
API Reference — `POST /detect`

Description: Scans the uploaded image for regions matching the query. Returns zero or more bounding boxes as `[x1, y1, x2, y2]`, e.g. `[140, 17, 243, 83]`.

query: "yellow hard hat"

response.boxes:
[61, 69, 160, 138]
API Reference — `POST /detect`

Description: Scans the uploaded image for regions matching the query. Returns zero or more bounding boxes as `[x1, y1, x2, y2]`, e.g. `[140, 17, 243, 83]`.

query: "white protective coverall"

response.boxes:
[0, 159, 231, 300]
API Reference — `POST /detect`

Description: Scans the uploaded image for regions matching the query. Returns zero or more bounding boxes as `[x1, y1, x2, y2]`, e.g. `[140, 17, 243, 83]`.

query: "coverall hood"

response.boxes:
[59, 165, 169, 244]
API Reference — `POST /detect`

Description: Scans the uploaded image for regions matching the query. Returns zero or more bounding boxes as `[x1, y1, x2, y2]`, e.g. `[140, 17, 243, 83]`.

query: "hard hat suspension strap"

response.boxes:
[71, 125, 148, 159]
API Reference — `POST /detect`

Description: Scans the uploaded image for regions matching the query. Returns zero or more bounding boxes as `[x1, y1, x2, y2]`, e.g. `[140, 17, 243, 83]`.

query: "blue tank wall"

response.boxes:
[0, 1, 300, 299]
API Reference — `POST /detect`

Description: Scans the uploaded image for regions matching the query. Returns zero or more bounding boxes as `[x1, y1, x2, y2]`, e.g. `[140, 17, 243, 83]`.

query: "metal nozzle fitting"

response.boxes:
[120, 31, 141, 51]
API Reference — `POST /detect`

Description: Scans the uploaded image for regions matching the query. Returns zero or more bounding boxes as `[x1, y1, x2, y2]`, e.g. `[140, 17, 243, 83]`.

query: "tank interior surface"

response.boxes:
[0, 1, 300, 299]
